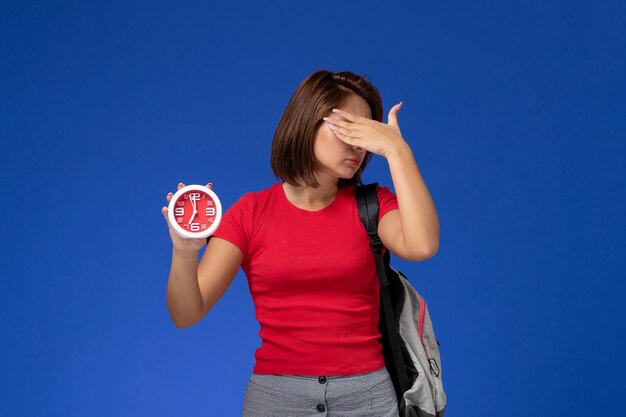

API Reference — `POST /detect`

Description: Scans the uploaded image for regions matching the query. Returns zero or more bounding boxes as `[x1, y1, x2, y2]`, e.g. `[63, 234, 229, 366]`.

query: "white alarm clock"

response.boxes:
[167, 184, 222, 239]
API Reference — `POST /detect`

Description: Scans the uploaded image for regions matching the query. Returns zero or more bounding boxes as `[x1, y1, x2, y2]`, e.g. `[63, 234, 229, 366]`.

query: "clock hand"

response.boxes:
[188, 211, 196, 225]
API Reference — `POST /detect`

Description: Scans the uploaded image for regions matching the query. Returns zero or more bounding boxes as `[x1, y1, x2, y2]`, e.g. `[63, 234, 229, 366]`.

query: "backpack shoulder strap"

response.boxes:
[356, 183, 410, 400]
[356, 183, 386, 285]
[356, 182, 380, 247]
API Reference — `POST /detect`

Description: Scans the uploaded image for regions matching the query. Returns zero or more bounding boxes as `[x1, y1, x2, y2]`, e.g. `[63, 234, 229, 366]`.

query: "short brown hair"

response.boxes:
[270, 69, 383, 188]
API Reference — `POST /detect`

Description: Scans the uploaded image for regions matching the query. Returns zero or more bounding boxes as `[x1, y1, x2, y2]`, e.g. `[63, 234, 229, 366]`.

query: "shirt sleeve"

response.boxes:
[210, 192, 256, 259]
[376, 185, 399, 223]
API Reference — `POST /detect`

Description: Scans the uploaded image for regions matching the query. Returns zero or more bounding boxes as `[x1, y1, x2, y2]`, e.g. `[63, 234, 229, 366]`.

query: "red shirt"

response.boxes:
[212, 182, 399, 376]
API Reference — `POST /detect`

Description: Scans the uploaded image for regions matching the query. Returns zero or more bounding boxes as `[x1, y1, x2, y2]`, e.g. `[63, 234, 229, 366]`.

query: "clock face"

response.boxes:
[168, 185, 222, 239]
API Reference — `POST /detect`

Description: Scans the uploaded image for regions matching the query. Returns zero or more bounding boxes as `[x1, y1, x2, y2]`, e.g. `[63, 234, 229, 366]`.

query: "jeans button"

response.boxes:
[318, 376, 327, 384]
[316, 403, 326, 412]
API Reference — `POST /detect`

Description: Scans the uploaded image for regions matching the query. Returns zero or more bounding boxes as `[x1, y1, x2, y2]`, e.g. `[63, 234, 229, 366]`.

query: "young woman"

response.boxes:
[161, 69, 440, 417]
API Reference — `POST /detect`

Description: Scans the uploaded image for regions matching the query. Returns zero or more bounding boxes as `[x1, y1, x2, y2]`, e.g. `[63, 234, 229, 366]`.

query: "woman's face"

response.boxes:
[313, 94, 371, 183]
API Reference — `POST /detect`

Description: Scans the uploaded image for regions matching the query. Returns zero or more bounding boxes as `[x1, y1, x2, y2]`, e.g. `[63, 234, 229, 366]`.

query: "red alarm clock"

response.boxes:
[167, 184, 222, 239]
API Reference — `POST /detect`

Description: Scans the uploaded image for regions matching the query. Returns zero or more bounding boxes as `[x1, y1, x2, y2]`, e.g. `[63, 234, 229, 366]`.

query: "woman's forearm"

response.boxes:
[166, 249, 203, 328]
[386, 142, 440, 257]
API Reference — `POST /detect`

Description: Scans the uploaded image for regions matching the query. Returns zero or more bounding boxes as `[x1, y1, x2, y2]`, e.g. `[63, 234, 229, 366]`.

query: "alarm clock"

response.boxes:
[167, 184, 222, 239]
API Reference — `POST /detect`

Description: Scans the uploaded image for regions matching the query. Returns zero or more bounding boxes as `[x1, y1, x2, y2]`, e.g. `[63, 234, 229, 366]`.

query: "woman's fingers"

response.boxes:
[162, 182, 186, 221]
[166, 182, 186, 202]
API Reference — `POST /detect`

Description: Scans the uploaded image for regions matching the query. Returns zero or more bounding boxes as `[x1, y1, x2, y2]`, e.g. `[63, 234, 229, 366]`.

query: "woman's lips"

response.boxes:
[346, 159, 361, 166]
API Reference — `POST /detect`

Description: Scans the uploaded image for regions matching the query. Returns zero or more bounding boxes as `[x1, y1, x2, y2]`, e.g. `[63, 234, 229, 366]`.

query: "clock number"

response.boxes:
[190, 223, 200, 232]
[206, 207, 216, 216]
[174, 207, 185, 216]
[189, 192, 201, 201]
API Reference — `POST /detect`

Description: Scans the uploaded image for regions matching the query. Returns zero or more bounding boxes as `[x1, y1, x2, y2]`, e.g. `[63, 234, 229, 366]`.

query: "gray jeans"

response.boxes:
[242, 366, 400, 417]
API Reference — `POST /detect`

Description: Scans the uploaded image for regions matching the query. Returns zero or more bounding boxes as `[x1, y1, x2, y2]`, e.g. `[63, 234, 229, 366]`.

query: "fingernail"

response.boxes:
[332, 109, 341, 113]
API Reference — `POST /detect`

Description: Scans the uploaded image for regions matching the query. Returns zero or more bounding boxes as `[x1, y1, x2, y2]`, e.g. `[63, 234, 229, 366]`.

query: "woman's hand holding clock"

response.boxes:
[162, 182, 214, 252]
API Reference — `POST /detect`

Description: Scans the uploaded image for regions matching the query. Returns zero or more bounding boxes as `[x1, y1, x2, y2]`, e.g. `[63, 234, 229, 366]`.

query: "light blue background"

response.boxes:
[2, 1, 624, 416]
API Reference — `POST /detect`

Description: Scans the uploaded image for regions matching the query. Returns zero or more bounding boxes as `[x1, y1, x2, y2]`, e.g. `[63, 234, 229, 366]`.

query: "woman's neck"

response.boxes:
[282, 177, 340, 211]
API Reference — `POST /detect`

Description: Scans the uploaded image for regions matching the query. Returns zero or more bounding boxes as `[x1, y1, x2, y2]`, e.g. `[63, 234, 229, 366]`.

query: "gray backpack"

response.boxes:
[356, 183, 446, 417]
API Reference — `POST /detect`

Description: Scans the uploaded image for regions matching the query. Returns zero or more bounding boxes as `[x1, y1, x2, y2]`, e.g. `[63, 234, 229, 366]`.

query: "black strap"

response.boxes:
[356, 183, 410, 401]
[356, 184, 387, 287]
